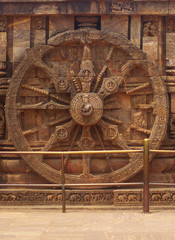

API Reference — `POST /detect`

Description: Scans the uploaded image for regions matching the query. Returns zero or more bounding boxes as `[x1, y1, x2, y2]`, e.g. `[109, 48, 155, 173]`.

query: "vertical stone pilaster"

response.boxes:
[7, 16, 13, 77]
[142, 16, 158, 66]
[130, 16, 141, 49]
[13, 16, 30, 70]
[101, 15, 128, 38]
[31, 16, 46, 48]
[49, 15, 74, 38]
[0, 16, 7, 77]
[158, 16, 166, 75]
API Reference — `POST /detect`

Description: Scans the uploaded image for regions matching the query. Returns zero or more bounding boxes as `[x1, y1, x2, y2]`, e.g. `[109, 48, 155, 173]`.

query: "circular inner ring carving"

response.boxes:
[105, 126, 118, 140]
[70, 93, 103, 126]
[105, 78, 117, 92]
[56, 127, 68, 140]
[57, 79, 68, 91]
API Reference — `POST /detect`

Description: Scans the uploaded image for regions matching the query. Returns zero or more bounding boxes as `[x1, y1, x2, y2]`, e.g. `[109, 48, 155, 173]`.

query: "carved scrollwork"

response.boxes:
[0, 17, 6, 32]
[34, 17, 46, 30]
[166, 18, 175, 33]
[110, 2, 134, 13]
[143, 21, 158, 37]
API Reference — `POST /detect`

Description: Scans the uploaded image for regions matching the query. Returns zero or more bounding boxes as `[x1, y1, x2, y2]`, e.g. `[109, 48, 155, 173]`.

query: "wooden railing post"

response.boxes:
[143, 138, 150, 213]
[61, 153, 66, 213]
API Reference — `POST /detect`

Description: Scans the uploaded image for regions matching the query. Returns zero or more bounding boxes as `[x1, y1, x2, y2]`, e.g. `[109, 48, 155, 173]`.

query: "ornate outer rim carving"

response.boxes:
[5, 30, 169, 184]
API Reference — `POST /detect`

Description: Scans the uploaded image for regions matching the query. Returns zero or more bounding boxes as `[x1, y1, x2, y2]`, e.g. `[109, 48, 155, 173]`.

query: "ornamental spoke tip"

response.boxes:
[78, 44, 96, 92]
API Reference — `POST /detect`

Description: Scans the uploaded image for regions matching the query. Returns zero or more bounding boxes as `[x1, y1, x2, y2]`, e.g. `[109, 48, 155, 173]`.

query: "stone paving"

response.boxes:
[0, 207, 175, 239]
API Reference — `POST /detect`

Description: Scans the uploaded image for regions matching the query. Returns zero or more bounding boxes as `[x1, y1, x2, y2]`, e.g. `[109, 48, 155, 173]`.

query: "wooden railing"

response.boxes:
[0, 139, 175, 213]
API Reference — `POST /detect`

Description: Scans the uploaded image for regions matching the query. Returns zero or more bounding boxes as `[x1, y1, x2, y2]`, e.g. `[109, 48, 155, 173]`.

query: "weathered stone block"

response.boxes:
[166, 33, 175, 66]
[33, 30, 46, 45]
[0, 31, 7, 63]
[13, 47, 28, 63]
[49, 15, 74, 38]
[130, 16, 141, 48]
[13, 30, 30, 47]
[143, 36, 158, 62]
[101, 15, 128, 37]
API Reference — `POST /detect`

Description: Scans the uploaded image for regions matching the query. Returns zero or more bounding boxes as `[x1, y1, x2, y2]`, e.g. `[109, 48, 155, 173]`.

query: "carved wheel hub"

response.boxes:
[5, 30, 168, 184]
[70, 93, 103, 126]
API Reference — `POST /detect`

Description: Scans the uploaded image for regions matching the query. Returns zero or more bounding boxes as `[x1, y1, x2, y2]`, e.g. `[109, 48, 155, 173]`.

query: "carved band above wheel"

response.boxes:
[5, 30, 168, 184]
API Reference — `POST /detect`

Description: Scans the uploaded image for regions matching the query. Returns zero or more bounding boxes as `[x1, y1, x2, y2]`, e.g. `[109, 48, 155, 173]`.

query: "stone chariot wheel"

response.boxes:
[6, 30, 168, 184]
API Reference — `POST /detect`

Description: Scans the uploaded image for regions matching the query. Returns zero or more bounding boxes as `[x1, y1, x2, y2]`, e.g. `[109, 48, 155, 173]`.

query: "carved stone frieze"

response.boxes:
[34, 17, 46, 30]
[114, 189, 175, 206]
[143, 21, 158, 37]
[166, 18, 175, 33]
[1, 189, 175, 206]
[110, 2, 134, 13]
[0, 189, 114, 205]
[0, 17, 6, 32]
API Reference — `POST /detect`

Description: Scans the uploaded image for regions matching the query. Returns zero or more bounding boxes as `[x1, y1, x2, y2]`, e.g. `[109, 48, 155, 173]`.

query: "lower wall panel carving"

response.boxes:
[114, 189, 175, 206]
[0, 189, 114, 206]
[1, 189, 175, 206]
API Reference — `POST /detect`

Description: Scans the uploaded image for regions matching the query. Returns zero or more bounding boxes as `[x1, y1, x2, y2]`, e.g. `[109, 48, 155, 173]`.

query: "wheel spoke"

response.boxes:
[78, 44, 95, 93]
[17, 100, 70, 110]
[22, 84, 70, 104]
[97, 119, 133, 161]
[69, 70, 81, 94]
[130, 124, 151, 135]
[102, 113, 123, 125]
[47, 115, 71, 127]
[94, 125, 114, 172]
[22, 115, 72, 140]
[132, 103, 154, 110]
[23, 127, 39, 136]
[82, 154, 91, 176]
[93, 46, 115, 92]
[64, 125, 81, 167]
[78, 126, 95, 177]
[34, 60, 54, 77]
[98, 76, 122, 99]
[42, 120, 76, 151]
[41, 133, 58, 152]
[126, 82, 151, 95]
[34, 60, 71, 93]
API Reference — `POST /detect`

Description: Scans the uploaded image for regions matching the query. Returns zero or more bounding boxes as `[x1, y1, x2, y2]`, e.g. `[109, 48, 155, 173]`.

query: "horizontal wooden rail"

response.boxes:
[150, 149, 175, 154]
[0, 149, 142, 155]
[0, 182, 143, 188]
[150, 183, 175, 187]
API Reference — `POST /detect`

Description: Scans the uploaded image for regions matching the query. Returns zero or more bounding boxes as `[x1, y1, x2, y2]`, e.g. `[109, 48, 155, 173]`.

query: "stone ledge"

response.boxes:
[0, 1, 172, 15]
